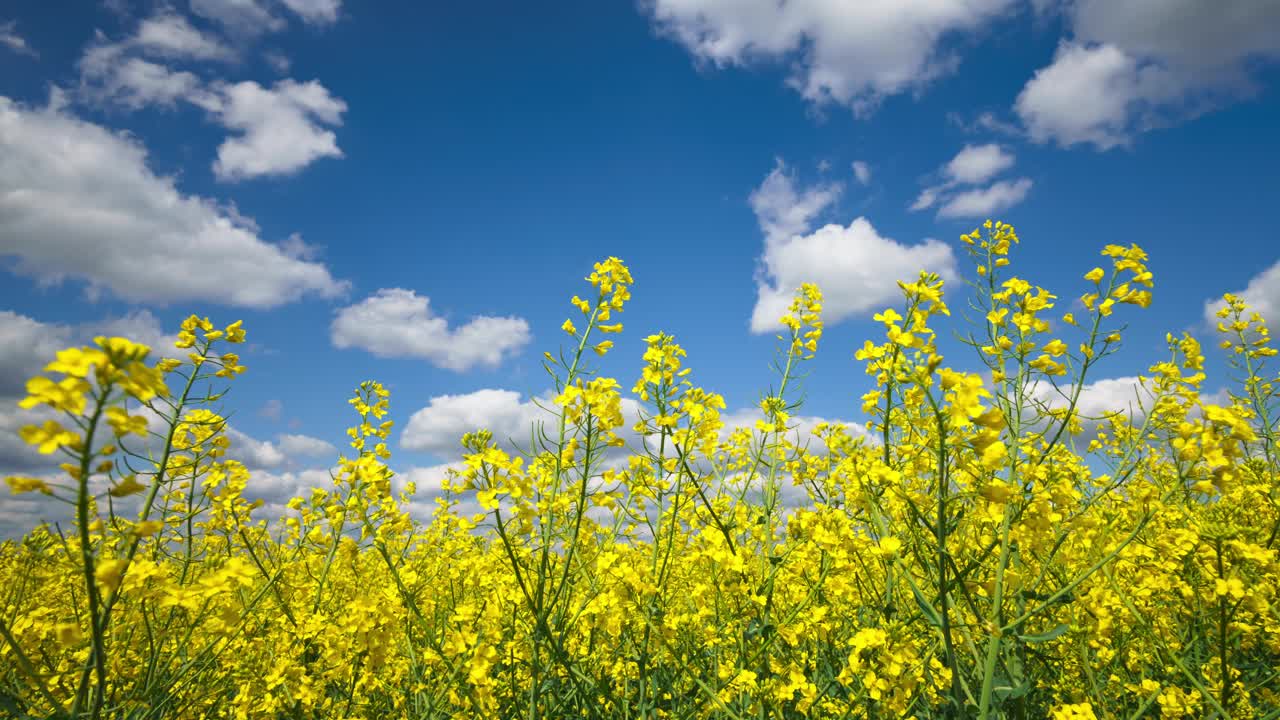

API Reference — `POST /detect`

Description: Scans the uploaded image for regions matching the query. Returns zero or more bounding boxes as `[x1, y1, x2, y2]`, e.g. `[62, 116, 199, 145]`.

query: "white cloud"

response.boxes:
[241, 467, 336, 505]
[1015, 2, 1280, 148]
[944, 143, 1015, 185]
[1073, 376, 1152, 419]
[0, 402, 62, 472]
[77, 12, 232, 109]
[1, 493, 58, 539]
[852, 160, 871, 185]
[0, 310, 179, 395]
[226, 426, 287, 469]
[280, 0, 342, 25]
[645, 0, 1017, 113]
[910, 144, 1031, 219]
[749, 161, 841, 242]
[1204, 259, 1280, 330]
[937, 177, 1033, 219]
[0, 97, 346, 307]
[0, 469, 125, 539]
[401, 389, 647, 463]
[401, 389, 547, 457]
[397, 463, 460, 495]
[190, 0, 285, 36]
[0, 391, 171, 487]
[1015, 43, 1169, 150]
[75, 12, 347, 180]
[132, 11, 235, 61]
[749, 164, 957, 332]
[0, 409, 340, 535]
[264, 50, 291, 74]
[751, 218, 957, 331]
[83, 312, 181, 357]
[1032, 375, 1153, 421]
[192, 0, 343, 32]
[277, 433, 337, 458]
[719, 407, 867, 446]
[0, 313, 75, 396]
[223, 429, 336, 471]
[0, 336, 182, 484]
[332, 289, 531, 372]
[259, 398, 284, 421]
[972, 111, 1022, 136]
[77, 12, 232, 102]
[909, 187, 939, 212]
[83, 56, 202, 109]
[190, 79, 347, 180]
[1, 20, 36, 57]
[1069, 0, 1280, 72]
[395, 462, 479, 523]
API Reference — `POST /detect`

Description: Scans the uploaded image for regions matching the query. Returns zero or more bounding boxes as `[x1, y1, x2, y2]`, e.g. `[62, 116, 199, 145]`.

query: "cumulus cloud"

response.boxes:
[749, 160, 842, 242]
[277, 433, 337, 459]
[747, 162, 957, 332]
[644, 0, 1017, 113]
[909, 187, 940, 212]
[0, 343, 179, 482]
[400, 388, 648, 463]
[241, 467, 337, 507]
[83, 56, 203, 109]
[264, 50, 291, 73]
[332, 289, 531, 372]
[1015, 43, 1173, 149]
[77, 12, 233, 95]
[400, 389, 554, 458]
[133, 11, 235, 61]
[394, 462, 478, 523]
[224, 428, 341, 472]
[1029, 375, 1155, 434]
[0, 463, 344, 538]
[0, 470, 125, 538]
[0, 97, 347, 307]
[191, 0, 342, 34]
[76, 9, 347, 179]
[910, 144, 1031, 219]
[190, 78, 348, 181]
[1060, 376, 1151, 419]
[937, 178, 1034, 219]
[259, 399, 284, 421]
[77, 11, 233, 108]
[1069, 0, 1280, 70]
[397, 386, 867, 512]
[226, 427, 288, 469]
[719, 407, 867, 447]
[944, 143, 1015, 185]
[0, 310, 179, 395]
[0, 412, 340, 536]
[1015, 1, 1280, 148]
[852, 160, 871, 185]
[279, 0, 342, 25]
[0, 313, 77, 396]
[1, 19, 36, 57]
[1203, 259, 1280, 330]
[190, 0, 286, 36]
[0, 403, 63, 473]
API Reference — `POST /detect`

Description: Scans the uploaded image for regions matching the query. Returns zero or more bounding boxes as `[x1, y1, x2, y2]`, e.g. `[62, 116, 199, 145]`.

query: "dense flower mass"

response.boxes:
[2, 226, 1278, 719]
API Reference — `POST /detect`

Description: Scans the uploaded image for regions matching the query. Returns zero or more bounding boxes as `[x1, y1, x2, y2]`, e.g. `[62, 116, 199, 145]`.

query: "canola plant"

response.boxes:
[2, 221, 1278, 719]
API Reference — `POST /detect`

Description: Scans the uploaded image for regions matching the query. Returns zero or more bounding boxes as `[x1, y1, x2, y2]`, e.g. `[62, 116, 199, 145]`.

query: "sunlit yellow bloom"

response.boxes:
[5, 475, 52, 494]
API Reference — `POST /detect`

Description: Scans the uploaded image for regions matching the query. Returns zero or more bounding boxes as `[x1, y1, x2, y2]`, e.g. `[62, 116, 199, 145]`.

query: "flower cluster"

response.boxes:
[2, 231, 1278, 720]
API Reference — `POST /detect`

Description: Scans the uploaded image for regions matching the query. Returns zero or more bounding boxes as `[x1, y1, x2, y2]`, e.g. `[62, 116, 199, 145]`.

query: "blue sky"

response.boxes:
[2, 1, 1279, 532]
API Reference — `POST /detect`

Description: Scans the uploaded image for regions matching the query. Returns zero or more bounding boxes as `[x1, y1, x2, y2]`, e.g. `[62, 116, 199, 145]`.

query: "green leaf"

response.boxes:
[910, 582, 943, 628]
[991, 678, 1031, 702]
[1019, 623, 1070, 643]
